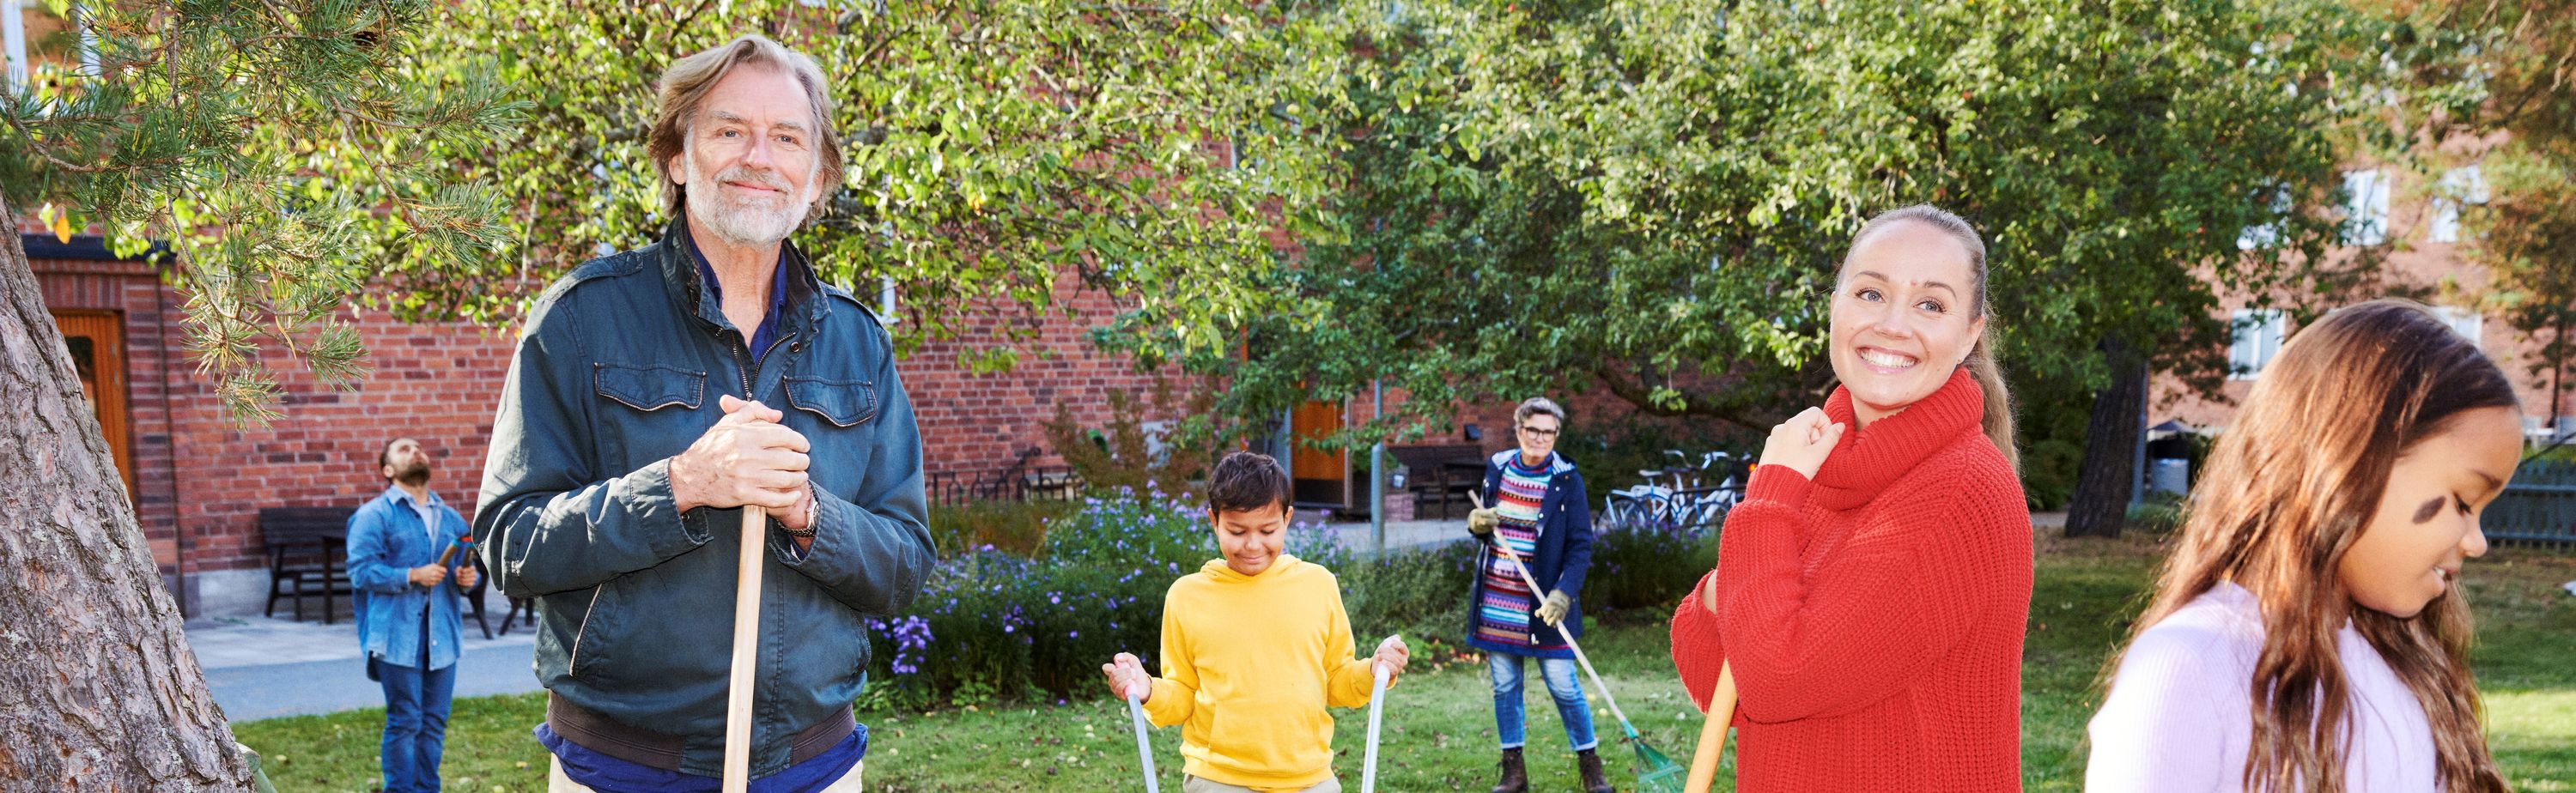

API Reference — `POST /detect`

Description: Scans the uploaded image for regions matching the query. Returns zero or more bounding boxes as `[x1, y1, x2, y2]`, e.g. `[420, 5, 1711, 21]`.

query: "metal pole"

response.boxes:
[1370, 380, 1384, 558]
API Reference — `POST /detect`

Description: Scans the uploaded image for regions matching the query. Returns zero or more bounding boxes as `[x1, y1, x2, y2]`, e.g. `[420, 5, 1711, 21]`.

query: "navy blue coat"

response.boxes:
[1466, 450, 1595, 659]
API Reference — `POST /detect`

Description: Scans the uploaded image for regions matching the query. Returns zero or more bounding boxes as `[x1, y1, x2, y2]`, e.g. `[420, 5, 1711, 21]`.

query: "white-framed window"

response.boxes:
[2229, 308, 2289, 379]
[877, 275, 899, 324]
[2238, 184, 2292, 251]
[2433, 306, 2482, 347]
[2236, 184, 2298, 251]
[2343, 169, 2390, 246]
[2427, 166, 2488, 244]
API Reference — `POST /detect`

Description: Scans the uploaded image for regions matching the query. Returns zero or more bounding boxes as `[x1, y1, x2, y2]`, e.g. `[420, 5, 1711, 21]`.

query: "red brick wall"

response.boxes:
[901, 279, 1171, 482]
[27, 252, 1177, 576]
[158, 304, 518, 573]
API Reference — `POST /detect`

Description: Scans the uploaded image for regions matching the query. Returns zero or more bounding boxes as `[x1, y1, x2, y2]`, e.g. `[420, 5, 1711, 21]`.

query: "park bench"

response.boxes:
[259, 505, 497, 637]
[259, 506, 357, 623]
[1386, 443, 1489, 519]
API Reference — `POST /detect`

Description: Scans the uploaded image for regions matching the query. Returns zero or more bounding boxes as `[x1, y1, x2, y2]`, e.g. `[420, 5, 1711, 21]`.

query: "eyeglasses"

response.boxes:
[1519, 426, 1559, 437]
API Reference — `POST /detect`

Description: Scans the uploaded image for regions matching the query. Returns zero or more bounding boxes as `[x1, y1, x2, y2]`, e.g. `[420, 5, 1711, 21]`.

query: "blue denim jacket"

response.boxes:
[474, 217, 935, 780]
[347, 487, 471, 671]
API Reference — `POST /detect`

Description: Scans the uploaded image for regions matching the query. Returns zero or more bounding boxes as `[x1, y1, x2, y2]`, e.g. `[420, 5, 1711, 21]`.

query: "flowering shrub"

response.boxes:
[860, 487, 1358, 710]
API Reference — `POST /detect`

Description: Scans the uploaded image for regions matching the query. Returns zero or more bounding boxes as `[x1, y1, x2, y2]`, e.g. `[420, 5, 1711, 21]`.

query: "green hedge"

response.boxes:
[869, 491, 1716, 710]
[861, 489, 1360, 709]
[1587, 521, 1719, 612]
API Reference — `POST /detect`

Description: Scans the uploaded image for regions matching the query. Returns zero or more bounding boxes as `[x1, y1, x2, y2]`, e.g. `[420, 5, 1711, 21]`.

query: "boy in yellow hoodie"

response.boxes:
[1102, 451, 1411, 792]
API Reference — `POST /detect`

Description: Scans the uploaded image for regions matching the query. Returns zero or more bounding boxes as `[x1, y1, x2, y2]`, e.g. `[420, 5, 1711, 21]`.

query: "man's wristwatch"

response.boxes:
[783, 483, 820, 537]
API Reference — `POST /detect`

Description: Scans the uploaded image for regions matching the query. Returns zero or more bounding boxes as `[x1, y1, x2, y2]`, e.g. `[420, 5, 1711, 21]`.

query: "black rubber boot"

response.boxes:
[1490, 747, 1528, 793]
[1578, 747, 1616, 793]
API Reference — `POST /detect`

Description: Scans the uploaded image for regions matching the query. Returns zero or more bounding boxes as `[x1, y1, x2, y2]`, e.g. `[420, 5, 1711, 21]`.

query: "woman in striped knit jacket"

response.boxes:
[1464, 396, 1611, 793]
[1669, 204, 2034, 791]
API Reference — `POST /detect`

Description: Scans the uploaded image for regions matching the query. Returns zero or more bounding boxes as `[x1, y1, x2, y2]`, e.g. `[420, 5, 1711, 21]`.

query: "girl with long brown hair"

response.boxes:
[2087, 300, 2518, 793]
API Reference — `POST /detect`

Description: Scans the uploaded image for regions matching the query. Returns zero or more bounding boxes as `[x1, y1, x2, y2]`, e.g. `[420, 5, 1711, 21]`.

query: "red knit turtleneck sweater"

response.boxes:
[1670, 368, 2032, 791]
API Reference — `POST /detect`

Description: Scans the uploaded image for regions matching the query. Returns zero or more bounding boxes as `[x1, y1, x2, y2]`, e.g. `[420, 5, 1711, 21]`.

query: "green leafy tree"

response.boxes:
[0, 1, 519, 787]
[1103, 0, 2391, 531]
[2, 0, 1330, 785]
[2391, 0, 2576, 424]
[340, 0, 1339, 373]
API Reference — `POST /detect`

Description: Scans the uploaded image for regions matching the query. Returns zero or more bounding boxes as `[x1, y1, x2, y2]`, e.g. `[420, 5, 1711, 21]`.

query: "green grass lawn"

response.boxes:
[231, 532, 2576, 792]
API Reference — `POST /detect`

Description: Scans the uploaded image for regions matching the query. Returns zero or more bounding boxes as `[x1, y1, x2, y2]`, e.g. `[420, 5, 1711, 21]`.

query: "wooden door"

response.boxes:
[1290, 399, 1346, 505]
[51, 312, 136, 506]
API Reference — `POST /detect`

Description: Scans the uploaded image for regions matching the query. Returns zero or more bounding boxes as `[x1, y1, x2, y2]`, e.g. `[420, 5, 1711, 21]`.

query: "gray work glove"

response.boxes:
[1467, 507, 1499, 537]
[1534, 589, 1573, 626]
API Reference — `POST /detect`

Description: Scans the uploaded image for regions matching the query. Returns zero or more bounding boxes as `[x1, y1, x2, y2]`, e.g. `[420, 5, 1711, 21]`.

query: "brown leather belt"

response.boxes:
[546, 692, 855, 771]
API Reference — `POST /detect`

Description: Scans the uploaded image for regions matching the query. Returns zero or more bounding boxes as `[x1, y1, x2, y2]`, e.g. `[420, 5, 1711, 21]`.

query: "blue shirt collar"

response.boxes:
[385, 485, 441, 509]
[687, 236, 789, 331]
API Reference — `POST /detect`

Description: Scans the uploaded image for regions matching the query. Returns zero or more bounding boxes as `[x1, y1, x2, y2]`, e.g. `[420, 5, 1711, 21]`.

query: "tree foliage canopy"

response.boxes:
[358, 0, 1340, 376]
[1097, 0, 2401, 493]
[0, 0, 523, 423]
[2391, 0, 2576, 403]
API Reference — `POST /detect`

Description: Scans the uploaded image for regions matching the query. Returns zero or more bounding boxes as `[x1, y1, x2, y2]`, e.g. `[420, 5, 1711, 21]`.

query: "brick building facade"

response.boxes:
[21, 229, 1173, 617]
[2153, 161, 2573, 435]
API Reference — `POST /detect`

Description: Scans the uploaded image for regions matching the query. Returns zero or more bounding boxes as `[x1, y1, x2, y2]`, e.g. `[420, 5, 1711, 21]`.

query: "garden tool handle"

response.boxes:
[1127, 689, 1159, 793]
[1489, 542, 1638, 731]
[436, 539, 474, 593]
[1362, 635, 1398, 793]
[1682, 663, 1739, 792]
[722, 506, 767, 793]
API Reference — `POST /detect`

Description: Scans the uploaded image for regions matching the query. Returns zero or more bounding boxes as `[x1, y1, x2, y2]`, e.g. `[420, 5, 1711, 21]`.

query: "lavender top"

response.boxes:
[2087, 582, 2440, 791]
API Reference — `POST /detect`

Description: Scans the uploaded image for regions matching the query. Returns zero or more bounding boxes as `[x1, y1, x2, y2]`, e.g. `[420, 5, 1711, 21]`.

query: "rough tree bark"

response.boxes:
[0, 192, 251, 790]
[2064, 336, 2148, 539]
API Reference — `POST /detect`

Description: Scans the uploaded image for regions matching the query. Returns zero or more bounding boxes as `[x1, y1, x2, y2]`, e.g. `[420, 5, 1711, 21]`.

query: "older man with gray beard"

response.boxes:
[474, 34, 933, 793]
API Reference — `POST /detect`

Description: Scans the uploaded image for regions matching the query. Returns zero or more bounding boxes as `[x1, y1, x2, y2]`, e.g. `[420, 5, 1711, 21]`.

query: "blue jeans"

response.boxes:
[377, 653, 457, 793]
[1486, 651, 1598, 752]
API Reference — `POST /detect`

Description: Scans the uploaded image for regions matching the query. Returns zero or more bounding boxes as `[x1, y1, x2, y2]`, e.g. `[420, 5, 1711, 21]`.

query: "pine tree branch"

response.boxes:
[3, 111, 111, 173]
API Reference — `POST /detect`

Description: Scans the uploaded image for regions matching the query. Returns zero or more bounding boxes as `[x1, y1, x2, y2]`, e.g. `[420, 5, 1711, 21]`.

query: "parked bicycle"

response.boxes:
[1599, 449, 1752, 534]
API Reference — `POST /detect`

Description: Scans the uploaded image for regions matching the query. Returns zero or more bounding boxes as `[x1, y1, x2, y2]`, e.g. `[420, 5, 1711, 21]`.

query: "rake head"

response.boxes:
[1626, 734, 1688, 793]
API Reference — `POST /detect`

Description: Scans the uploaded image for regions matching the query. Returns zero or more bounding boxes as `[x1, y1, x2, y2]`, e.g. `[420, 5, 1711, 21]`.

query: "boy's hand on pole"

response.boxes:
[1101, 652, 1151, 702]
[1372, 635, 1410, 681]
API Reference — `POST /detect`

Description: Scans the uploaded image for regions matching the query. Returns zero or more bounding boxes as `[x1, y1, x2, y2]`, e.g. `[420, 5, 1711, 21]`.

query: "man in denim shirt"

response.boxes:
[349, 437, 478, 793]
[475, 33, 934, 793]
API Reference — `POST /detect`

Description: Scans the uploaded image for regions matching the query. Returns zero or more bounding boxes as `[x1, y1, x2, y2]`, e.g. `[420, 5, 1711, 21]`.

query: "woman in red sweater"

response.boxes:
[1669, 204, 2032, 791]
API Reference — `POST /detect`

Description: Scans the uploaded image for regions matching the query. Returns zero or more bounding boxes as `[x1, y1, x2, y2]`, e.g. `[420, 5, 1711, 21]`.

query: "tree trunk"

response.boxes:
[2065, 336, 2147, 539]
[0, 192, 251, 790]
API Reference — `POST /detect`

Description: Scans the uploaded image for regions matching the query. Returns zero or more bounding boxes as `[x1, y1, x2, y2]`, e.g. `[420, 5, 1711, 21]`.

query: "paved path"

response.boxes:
[190, 590, 544, 722]
[1321, 515, 1478, 557]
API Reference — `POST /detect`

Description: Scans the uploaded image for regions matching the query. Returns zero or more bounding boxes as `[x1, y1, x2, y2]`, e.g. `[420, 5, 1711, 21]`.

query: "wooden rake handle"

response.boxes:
[722, 505, 768, 793]
[1683, 663, 1739, 791]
